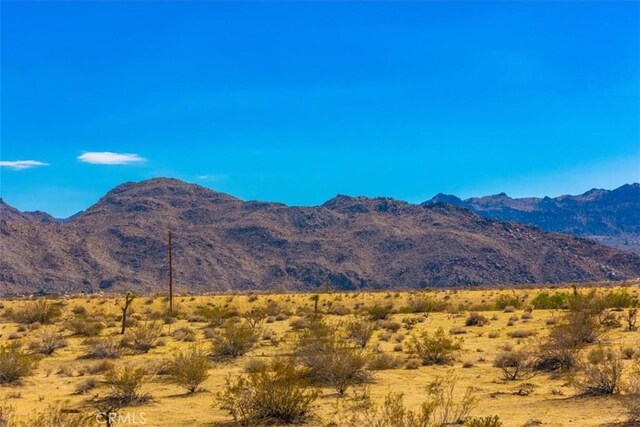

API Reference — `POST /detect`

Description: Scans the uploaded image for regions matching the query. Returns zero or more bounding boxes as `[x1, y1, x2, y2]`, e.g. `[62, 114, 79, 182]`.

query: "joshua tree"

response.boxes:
[120, 292, 136, 335]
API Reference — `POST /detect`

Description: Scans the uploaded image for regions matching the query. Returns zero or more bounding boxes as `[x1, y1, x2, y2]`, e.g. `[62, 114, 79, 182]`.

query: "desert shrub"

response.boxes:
[407, 327, 462, 365]
[244, 359, 267, 373]
[6, 300, 62, 324]
[0, 342, 39, 384]
[464, 415, 504, 427]
[289, 317, 311, 330]
[405, 359, 421, 370]
[244, 307, 266, 329]
[65, 318, 105, 337]
[367, 351, 402, 371]
[531, 292, 569, 309]
[404, 296, 448, 313]
[494, 294, 522, 310]
[548, 305, 603, 349]
[74, 377, 99, 395]
[347, 318, 376, 348]
[172, 326, 196, 342]
[465, 312, 488, 327]
[507, 329, 536, 339]
[328, 304, 352, 315]
[104, 362, 150, 405]
[573, 347, 624, 396]
[532, 345, 577, 373]
[602, 289, 637, 309]
[449, 327, 467, 335]
[294, 318, 370, 394]
[125, 321, 163, 353]
[82, 337, 121, 359]
[367, 304, 393, 320]
[626, 308, 638, 331]
[196, 305, 233, 328]
[494, 350, 535, 381]
[379, 320, 402, 332]
[211, 320, 260, 357]
[347, 374, 476, 426]
[165, 346, 210, 393]
[217, 359, 318, 425]
[27, 326, 67, 356]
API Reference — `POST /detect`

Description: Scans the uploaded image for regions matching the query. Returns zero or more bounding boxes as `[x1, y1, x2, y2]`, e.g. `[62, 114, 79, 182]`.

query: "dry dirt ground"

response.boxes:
[0, 284, 638, 426]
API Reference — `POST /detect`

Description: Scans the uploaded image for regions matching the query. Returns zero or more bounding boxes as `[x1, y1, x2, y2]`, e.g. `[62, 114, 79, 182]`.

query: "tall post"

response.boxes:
[168, 231, 173, 313]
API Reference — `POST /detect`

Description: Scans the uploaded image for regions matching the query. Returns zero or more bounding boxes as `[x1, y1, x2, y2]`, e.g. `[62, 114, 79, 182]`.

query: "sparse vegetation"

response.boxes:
[0, 342, 39, 384]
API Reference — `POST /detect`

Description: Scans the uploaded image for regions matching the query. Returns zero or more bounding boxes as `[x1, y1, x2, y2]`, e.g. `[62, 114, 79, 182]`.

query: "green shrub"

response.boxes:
[104, 362, 150, 405]
[217, 359, 318, 425]
[494, 294, 522, 310]
[125, 321, 163, 353]
[367, 304, 393, 320]
[408, 327, 462, 365]
[211, 321, 260, 357]
[403, 296, 448, 313]
[531, 292, 569, 309]
[165, 346, 210, 393]
[465, 312, 489, 327]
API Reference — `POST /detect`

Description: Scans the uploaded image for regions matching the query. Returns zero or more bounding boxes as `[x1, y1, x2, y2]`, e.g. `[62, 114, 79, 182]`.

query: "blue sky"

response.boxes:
[1, 1, 639, 218]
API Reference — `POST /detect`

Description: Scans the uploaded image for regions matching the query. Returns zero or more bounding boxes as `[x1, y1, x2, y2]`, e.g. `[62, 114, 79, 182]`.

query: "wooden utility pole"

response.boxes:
[168, 231, 173, 313]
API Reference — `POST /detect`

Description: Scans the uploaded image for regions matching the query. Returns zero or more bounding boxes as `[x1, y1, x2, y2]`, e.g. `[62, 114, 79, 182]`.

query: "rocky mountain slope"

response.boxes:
[425, 183, 640, 254]
[1, 179, 639, 295]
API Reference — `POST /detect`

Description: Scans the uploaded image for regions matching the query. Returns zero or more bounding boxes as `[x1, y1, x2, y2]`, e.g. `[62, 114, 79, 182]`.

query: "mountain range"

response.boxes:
[425, 183, 640, 254]
[1, 178, 638, 296]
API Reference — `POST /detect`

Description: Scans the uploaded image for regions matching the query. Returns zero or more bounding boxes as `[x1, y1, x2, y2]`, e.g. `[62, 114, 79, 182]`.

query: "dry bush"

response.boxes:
[507, 330, 536, 339]
[0, 342, 39, 384]
[244, 307, 266, 329]
[211, 320, 260, 358]
[82, 336, 122, 359]
[367, 351, 402, 371]
[244, 359, 266, 373]
[124, 321, 163, 353]
[172, 326, 196, 342]
[573, 347, 624, 396]
[74, 377, 99, 395]
[465, 312, 489, 327]
[493, 350, 535, 381]
[346, 373, 476, 427]
[165, 346, 210, 393]
[407, 327, 462, 365]
[104, 362, 151, 405]
[5, 300, 62, 325]
[27, 326, 67, 355]
[217, 359, 318, 426]
[294, 318, 370, 394]
[65, 318, 105, 337]
[347, 318, 376, 348]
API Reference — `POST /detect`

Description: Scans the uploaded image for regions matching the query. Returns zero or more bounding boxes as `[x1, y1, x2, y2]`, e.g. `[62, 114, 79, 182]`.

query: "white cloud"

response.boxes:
[78, 152, 146, 165]
[0, 160, 49, 170]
